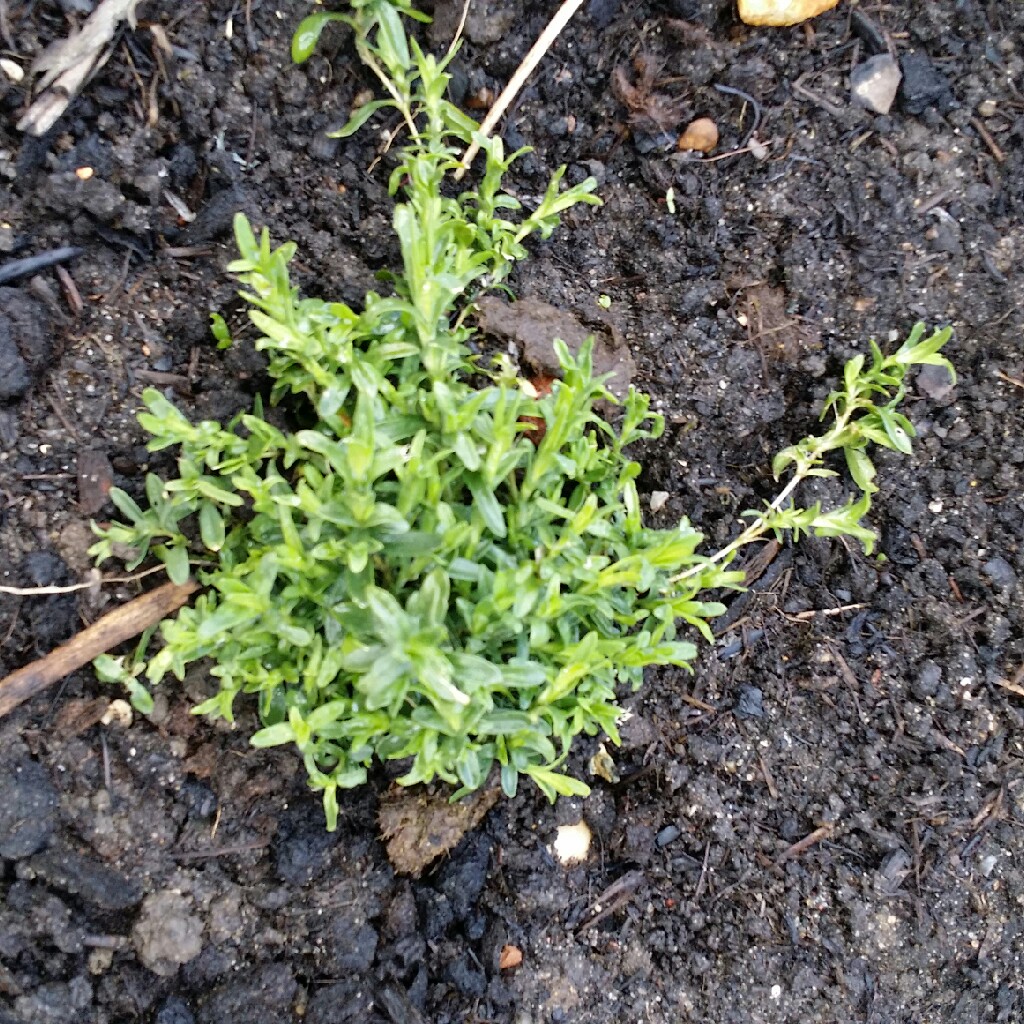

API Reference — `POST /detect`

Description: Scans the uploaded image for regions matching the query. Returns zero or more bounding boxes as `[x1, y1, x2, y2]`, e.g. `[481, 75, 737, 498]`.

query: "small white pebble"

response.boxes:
[650, 491, 670, 513]
[770, 984, 782, 999]
[552, 821, 591, 865]
[0, 58, 23, 83]
[928, 499, 943, 513]
[101, 699, 133, 728]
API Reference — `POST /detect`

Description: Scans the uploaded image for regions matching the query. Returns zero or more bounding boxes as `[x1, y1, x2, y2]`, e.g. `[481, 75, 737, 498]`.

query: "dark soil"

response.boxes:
[2, 1, 1023, 1021]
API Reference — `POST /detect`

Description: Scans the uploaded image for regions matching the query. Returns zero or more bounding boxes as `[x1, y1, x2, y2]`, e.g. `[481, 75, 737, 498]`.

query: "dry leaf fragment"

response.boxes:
[589, 743, 620, 783]
[499, 944, 523, 969]
[738, 0, 841, 26]
[379, 778, 501, 876]
[18, 0, 141, 136]
[611, 55, 684, 133]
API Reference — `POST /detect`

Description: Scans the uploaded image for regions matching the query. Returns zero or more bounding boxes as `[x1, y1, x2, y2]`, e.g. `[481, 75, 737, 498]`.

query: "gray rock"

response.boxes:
[851, 54, 902, 115]
[155, 999, 195, 1024]
[13, 977, 91, 1024]
[196, 963, 297, 1023]
[464, 0, 516, 44]
[133, 892, 204, 977]
[0, 759, 59, 859]
[916, 362, 955, 402]
[913, 660, 942, 700]
[656, 824, 682, 847]
[0, 289, 52, 403]
[983, 556, 1016, 590]
[29, 845, 142, 910]
[735, 684, 765, 719]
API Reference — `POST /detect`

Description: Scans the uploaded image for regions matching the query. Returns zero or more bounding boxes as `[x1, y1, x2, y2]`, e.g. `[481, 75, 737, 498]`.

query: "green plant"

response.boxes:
[90, 0, 953, 829]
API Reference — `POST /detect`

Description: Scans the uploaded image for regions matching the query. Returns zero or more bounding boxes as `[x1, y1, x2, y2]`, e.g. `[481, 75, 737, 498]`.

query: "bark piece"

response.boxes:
[379, 779, 501, 876]
[476, 295, 635, 398]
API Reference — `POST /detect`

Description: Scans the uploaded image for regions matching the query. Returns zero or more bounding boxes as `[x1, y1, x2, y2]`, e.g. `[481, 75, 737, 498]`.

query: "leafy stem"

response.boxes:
[675, 323, 955, 581]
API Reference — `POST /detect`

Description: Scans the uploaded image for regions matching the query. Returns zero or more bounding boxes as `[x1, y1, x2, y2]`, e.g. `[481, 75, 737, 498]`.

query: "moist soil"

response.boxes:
[2, 1, 1023, 1021]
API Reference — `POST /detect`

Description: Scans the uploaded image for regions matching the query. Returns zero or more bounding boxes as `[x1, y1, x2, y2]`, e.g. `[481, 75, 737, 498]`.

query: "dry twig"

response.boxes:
[0, 580, 198, 719]
[456, 0, 585, 177]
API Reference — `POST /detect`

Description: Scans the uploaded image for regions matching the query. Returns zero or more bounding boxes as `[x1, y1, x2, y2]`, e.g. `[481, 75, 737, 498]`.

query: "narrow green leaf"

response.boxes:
[291, 12, 351, 64]
[250, 722, 296, 747]
[199, 503, 226, 551]
[330, 99, 391, 139]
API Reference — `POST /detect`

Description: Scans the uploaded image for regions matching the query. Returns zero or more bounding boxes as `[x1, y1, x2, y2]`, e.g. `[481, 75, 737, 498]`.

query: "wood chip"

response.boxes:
[53, 697, 109, 737]
[77, 450, 114, 516]
[18, 0, 141, 136]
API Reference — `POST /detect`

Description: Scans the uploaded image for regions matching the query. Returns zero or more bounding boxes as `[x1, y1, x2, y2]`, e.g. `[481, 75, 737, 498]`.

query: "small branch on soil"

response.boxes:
[17, 0, 141, 136]
[82, 935, 128, 949]
[576, 869, 644, 933]
[969, 116, 1005, 163]
[996, 370, 1024, 390]
[169, 839, 272, 861]
[456, 0, 586, 177]
[775, 823, 834, 865]
[0, 246, 84, 286]
[997, 669, 1024, 700]
[0, 580, 198, 720]
[784, 602, 866, 621]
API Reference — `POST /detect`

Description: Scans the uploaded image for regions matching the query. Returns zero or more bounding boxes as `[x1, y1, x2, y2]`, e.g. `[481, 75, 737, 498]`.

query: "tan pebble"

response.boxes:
[977, 99, 997, 117]
[499, 944, 523, 969]
[88, 947, 115, 975]
[738, 0, 841, 27]
[678, 117, 718, 153]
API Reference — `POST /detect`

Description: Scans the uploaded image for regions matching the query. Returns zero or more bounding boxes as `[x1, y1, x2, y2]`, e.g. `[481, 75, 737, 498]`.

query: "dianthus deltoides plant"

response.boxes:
[90, 0, 953, 829]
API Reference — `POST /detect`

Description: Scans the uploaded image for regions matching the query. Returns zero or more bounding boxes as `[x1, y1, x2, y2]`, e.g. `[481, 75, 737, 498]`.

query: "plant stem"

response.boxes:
[671, 472, 803, 583]
[671, 398, 858, 583]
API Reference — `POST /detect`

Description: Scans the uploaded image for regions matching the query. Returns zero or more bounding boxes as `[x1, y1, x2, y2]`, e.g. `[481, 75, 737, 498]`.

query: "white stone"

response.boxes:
[552, 821, 592, 864]
[851, 55, 903, 115]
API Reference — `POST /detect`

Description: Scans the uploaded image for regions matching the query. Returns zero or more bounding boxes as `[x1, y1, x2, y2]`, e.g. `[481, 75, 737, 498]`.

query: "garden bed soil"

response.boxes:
[2, 1, 1023, 1021]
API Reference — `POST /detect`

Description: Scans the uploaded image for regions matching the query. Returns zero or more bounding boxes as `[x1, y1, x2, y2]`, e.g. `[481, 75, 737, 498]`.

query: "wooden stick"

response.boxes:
[0, 580, 198, 719]
[455, 0, 586, 178]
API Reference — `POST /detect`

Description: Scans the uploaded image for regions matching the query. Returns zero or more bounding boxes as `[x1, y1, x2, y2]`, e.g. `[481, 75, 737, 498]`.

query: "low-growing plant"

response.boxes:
[91, 0, 953, 829]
